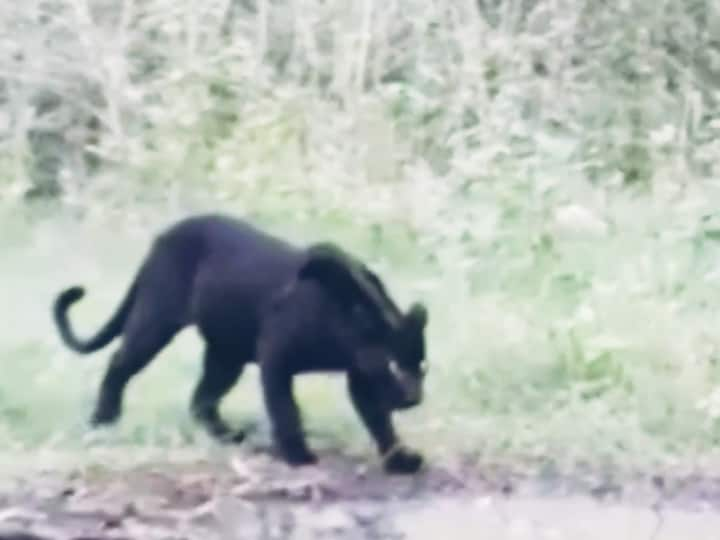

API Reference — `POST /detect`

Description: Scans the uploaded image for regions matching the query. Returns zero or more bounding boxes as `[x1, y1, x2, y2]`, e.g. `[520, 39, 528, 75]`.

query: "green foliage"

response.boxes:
[3, 0, 720, 200]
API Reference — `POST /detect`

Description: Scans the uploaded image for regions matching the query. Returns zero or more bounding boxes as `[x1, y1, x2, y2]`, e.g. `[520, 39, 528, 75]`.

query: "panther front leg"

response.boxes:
[347, 373, 424, 474]
[260, 362, 317, 466]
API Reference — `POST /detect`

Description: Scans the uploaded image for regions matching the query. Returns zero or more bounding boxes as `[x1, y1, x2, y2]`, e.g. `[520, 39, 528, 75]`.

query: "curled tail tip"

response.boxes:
[58, 286, 85, 305]
[53, 285, 91, 353]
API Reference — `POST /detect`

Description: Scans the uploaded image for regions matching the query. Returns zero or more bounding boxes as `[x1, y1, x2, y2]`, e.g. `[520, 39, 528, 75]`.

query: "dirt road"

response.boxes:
[1, 453, 719, 540]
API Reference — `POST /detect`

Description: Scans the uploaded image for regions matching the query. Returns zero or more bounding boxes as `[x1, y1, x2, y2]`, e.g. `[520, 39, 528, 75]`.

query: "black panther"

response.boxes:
[52, 214, 429, 474]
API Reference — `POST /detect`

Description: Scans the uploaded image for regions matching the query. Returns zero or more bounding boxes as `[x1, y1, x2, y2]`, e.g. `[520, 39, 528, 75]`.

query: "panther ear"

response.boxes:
[406, 302, 428, 329]
[298, 242, 402, 330]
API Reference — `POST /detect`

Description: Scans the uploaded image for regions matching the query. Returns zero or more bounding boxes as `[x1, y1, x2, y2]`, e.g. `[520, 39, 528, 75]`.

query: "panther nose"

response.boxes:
[398, 386, 422, 409]
[395, 396, 420, 410]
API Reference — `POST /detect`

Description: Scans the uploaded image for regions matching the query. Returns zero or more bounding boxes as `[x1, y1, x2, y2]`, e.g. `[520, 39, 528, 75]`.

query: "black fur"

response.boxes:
[53, 214, 429, 474]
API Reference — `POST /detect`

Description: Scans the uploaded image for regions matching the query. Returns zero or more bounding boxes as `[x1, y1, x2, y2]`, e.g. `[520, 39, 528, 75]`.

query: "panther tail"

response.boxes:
[53, 281, 137, 354]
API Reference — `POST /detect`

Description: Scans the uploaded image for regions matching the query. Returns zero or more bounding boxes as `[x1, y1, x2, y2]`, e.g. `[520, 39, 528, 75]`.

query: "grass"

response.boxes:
[2, 178, 720, 480]
[2, 0, 720, 484]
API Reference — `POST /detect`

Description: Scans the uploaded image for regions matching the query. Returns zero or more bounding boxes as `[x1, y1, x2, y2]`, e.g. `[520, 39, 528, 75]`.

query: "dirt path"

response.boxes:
[1, 453, 720, 540]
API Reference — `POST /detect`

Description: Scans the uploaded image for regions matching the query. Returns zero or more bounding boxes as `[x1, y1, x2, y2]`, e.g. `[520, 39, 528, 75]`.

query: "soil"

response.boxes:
[1, 451, 720, 540]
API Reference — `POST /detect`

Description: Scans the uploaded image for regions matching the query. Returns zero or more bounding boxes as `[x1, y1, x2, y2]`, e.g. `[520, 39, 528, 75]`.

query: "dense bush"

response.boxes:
[2, 0, 719, 203]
